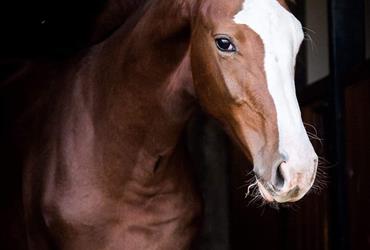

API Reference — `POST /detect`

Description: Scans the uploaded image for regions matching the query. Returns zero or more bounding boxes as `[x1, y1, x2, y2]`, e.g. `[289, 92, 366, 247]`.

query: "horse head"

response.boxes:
[190, 0, 318, 203]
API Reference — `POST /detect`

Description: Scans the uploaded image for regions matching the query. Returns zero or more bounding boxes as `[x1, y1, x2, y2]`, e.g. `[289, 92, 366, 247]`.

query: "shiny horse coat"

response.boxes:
[6, 0, 318, 249]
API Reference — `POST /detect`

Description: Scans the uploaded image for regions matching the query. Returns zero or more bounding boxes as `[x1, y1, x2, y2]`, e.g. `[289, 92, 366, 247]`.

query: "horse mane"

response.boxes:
[90, 0, 149, 44]
[90, 0, 298, 44]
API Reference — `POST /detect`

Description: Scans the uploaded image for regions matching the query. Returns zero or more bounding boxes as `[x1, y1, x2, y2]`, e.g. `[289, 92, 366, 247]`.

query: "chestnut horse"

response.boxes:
[8, 0, 318, 249]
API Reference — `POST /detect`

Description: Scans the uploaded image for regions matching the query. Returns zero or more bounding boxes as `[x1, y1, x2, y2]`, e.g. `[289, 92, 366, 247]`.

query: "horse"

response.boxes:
[4, 0, 318, 249]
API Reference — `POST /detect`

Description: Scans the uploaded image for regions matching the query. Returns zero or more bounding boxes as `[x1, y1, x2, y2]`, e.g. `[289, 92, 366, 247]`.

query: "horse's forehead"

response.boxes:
[233, 0, 304, 51]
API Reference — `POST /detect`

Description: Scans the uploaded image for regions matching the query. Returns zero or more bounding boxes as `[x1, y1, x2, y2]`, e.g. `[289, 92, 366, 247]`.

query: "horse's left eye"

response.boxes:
[215, 37, 236, 52]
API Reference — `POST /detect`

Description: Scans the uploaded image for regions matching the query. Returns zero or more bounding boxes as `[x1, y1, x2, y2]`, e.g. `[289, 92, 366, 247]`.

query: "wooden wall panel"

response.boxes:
[345, 79, 370, 250]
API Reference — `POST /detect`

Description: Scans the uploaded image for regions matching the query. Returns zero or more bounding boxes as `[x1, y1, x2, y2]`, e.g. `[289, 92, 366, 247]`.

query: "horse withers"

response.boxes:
[16, 0, 318, 249]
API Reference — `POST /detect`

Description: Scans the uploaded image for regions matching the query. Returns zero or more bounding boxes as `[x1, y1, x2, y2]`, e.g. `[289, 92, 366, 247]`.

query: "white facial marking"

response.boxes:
[234, 0, 317, 195]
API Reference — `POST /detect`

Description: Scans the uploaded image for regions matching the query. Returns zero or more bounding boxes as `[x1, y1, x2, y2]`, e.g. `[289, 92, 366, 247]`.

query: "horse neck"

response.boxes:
[89, 0, 149, 43]
[81, 0, 196, 174]
[94, 0, 192, 84]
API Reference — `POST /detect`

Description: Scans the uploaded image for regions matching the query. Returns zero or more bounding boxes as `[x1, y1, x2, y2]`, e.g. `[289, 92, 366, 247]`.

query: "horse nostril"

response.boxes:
[274, 163, 285, 189]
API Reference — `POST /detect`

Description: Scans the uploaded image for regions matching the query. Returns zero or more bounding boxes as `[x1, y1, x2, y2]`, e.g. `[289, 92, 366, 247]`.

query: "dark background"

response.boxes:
[0, 0, 369, 250]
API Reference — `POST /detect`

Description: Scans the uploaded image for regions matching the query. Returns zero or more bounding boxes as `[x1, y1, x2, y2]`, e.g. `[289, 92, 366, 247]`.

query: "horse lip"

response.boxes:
[255, 174, 276, 193]
[256, 178, 297, 203]
[257, 179, 305, 203]
[255, 174, 294, 203]
[256, 180, 274, 202]
[309, 159, 319, 186]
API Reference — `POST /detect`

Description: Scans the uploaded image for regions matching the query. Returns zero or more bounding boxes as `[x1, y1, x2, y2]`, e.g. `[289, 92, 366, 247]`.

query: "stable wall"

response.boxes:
[305, 0, 330, 84]
[366, 0, 370, 59]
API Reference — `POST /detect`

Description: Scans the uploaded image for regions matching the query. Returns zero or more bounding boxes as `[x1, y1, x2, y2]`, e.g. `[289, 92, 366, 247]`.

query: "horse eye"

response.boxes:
[215, 37, 236, 52]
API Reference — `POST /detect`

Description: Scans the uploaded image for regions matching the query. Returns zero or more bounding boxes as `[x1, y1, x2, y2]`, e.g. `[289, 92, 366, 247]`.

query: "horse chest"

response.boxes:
[40, 149, 201, 250]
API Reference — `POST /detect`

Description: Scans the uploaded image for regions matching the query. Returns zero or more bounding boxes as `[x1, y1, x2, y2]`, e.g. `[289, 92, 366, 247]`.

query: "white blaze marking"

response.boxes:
[234, 0, 315, 174]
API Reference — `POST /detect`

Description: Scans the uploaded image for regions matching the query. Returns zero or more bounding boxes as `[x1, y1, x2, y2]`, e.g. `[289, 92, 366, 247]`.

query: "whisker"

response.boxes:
[244, 179, 258, 198]
[245, 169, 255, 177]
[303, 26, 316, 34]
[318, 156, 331, 165]
[304, 122, 319, 135]
[308, 154, 332, 195]
[304, 32, 316, 52]
[304, 123, 322, 140]
[238, 177, 256, 190]
[302, 27, 317, 52]
[304, 122, 325, 149]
